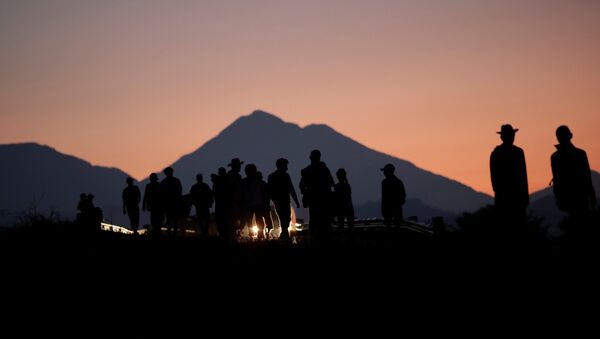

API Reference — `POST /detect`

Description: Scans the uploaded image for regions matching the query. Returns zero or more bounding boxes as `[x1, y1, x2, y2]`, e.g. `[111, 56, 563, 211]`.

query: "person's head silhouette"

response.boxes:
[149, 173, 158, 183]
[228, 158, 243, 172]
[497, 124, 518, 145]
[556, 125, 573, 144]
[163, 167, 174, 177]
[310, 149, 321, 164]
[218, 167, 227, 176]
[381, 164, 395, 178]
[276, 158, 289, 171]
[244, 163, 257, 177]
[336, 168, 347, 181]
[196, 174, 203, 183]
[126, 177, 134, 186]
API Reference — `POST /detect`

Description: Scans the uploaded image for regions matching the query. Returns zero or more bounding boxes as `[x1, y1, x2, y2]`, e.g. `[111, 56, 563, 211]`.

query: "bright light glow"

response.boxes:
[100, 222, 145, 235]
[251, 225, 259, 239]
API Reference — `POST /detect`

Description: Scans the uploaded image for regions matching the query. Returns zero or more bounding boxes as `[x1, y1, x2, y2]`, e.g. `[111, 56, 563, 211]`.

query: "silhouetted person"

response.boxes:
[160, 167, 182, 237]
[142, 173, 163, 237]
[381, 164, 406, 228]
[551, 125, 597, 237]
[268, 158, 300, 241]
[490, 124, 529, 225]
[122, 177, 141, 234]
[87, 194, 103, 231]
[256, 171, 273, 235]
[190, 174, 213, 237]
[76, 192, 92, 226]
[242, 164, 267, 239]
[334, 168, 354, 229]
[299, 150, 334, 243]
[226, 158, 244, 240]
[211, 167, 228, 242]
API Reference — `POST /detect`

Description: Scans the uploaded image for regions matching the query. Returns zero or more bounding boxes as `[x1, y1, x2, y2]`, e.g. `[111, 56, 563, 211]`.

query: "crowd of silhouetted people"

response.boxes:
[106, 148, 408, 244]
[79, 124, 597, 245]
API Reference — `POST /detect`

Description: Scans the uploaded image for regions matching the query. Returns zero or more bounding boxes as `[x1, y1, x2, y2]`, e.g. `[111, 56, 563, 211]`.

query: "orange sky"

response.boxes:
[1, 0, 599, 195]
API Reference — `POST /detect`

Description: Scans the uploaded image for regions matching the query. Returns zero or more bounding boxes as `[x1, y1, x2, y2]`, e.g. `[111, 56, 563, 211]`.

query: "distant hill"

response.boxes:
[0, 143, 131, 226]
[529, 170, 600, 231]
[157, 110, 492, 222]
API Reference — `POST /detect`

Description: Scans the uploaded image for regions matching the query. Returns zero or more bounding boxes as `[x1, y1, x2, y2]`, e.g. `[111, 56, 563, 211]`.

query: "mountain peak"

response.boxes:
[222, 110, 292, 134]
[246, 110, 285, 122]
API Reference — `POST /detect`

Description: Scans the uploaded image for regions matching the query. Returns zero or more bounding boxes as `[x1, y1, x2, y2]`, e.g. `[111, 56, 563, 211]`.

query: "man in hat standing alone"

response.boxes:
[490, 124, 529, 226]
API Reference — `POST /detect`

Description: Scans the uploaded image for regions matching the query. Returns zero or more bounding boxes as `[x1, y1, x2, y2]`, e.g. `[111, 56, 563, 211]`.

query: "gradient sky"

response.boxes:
[1, 0, 599, 195]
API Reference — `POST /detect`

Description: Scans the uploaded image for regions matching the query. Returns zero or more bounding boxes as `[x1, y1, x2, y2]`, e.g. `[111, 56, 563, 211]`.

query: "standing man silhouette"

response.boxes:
[299, 150, 334, 244]
[334, 168, 354, 229]
[551, 125, 596, 236]
[226, 158, 244, 240]
[160, 167, 183, 237]
[142, 173, 163, 237]
[490, 124, 529, 226]
[122, 177, 141, 234]
[190, 174, 213, 237]
[211, 167, 228, 242]
[381, 164, 406, 228]
[268, 158, 300, 241]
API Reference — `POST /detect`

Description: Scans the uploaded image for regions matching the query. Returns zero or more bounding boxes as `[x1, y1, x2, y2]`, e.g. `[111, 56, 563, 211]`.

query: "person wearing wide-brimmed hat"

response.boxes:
[490, 124, 529, 225]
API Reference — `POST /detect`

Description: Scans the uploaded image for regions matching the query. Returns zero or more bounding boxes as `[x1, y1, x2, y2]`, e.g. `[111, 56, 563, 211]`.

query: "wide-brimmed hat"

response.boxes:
[228, 158, 244, 167]
[497, 124, 519, 135]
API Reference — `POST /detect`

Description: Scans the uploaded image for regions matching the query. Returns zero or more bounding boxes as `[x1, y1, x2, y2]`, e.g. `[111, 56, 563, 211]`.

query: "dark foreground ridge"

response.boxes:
[2, 220, 599, 337]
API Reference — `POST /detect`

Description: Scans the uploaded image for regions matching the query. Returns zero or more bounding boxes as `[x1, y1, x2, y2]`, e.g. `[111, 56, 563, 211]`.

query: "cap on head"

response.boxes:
[163, 167, 174, 176]
[381, 163, 395, 173]
[497, 124, 519, 135]
[228, 158, 244, 167]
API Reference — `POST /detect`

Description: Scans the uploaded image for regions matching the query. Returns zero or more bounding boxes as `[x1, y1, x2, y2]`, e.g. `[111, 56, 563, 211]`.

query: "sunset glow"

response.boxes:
[1, 1, 599, 195]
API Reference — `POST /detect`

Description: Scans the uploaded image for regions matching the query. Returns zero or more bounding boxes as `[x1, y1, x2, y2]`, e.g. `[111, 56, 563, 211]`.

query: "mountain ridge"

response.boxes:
[161, 110, 492, 218]
[1, 110, 501, 226]
[0, 142, 132, 226]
